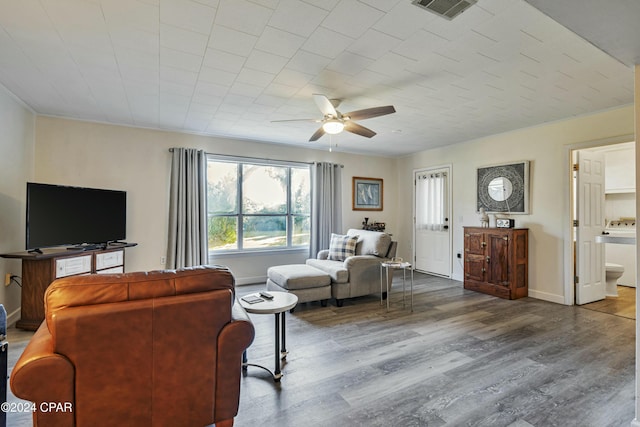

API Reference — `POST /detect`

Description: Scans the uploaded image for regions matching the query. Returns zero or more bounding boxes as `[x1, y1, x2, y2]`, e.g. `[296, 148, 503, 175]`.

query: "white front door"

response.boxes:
[575, 149, 606, 305]
[414, 167, 451, 277]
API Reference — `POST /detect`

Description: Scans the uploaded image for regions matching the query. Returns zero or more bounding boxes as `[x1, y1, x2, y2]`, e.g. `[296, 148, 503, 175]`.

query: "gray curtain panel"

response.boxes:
[167, 148, 208, 269]
[310, 162, 343, 258]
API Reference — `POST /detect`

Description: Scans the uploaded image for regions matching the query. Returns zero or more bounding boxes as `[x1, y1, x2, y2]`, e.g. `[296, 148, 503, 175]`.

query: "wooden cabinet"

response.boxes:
[1, 244, 135, 330]
[463, 227, 528, 299]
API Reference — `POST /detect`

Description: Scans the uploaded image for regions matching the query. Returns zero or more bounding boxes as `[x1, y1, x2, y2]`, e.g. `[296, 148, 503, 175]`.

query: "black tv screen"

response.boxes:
[26, 182, 127, 250]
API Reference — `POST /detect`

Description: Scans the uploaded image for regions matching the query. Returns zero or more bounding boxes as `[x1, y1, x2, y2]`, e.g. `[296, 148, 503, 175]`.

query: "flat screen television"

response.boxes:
[26, 182, 127, 251]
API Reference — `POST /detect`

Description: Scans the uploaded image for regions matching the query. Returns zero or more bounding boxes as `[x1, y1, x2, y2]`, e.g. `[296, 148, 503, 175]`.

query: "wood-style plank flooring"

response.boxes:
[581, 285, 635, 320]
[5, 272, 636, 427]
[235, 273, 635, 427]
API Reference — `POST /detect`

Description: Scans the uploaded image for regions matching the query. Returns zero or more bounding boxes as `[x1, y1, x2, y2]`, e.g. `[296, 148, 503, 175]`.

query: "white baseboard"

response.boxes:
[629, 418, 640, 427]
[7, 307, 21, 327]
[527, 288, 566, 305]
[235, 276, 267, 286]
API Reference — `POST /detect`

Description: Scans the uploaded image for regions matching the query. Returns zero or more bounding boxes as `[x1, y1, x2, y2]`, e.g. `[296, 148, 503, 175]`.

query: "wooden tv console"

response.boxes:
[0, 243, 137, 330]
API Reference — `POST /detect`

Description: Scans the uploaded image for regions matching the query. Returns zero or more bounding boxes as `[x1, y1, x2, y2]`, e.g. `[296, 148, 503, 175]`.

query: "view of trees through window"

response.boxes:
[207, 157, 310, 252]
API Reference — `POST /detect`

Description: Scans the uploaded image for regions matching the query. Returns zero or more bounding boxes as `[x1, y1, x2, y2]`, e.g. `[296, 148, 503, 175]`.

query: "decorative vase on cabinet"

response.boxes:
[463, 227, 528, 299]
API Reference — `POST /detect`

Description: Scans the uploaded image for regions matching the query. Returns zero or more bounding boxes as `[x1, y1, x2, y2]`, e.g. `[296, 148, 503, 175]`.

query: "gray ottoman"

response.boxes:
[267, 264, 332, 307]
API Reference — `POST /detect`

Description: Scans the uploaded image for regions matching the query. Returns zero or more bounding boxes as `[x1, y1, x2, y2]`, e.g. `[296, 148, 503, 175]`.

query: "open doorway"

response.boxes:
[571, 141, 636, 308]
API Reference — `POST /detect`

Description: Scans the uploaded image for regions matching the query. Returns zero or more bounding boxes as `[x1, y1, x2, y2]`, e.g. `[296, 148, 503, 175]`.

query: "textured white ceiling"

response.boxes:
[524, 0, 640, 68]
[0, 0, 633, 156]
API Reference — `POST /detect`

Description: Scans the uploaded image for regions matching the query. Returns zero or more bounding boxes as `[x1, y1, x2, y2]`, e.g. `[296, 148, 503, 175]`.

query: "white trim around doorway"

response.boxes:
[562, 134, 635, 306]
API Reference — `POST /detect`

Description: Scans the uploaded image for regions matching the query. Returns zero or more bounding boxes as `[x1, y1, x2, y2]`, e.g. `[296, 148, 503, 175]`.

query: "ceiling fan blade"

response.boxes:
[309, 126, 326, 141]
[271, 118, 320, 123]
[343, 105, 396, 121]
[344, 121, 376, 138]
[313, 94, 338, 117]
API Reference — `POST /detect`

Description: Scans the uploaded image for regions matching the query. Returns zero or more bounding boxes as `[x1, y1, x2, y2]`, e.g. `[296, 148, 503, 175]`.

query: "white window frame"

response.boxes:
[207, 154, 311, 255]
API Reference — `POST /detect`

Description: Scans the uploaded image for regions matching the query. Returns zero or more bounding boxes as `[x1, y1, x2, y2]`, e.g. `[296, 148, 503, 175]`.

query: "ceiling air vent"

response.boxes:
[411, 0, 478, 20]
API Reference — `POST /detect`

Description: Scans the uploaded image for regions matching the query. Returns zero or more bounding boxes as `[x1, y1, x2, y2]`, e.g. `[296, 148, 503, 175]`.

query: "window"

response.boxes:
[207, 156, 311, 252]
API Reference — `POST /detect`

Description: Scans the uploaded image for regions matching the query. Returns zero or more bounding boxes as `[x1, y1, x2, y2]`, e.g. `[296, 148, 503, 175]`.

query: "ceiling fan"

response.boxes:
[272, 94, 396, 142]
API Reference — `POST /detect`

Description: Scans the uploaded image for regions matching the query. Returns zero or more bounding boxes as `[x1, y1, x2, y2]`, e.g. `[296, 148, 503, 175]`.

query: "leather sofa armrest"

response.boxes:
[214, 300, 255, 424]
[317, 250, 329, 260]
[10, 322, 75, 427]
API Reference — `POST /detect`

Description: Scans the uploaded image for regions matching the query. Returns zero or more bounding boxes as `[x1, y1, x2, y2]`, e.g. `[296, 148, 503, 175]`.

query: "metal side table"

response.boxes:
[380, 261, 413, 312]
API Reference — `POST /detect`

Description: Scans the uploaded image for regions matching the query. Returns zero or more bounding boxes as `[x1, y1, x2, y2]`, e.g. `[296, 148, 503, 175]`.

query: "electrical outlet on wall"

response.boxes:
[160, 256, 166, 265]
[5, 273, 12, 286]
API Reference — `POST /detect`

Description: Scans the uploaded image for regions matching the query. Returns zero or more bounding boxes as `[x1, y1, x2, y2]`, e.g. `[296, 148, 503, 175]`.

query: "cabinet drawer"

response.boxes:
[96, 266, 124, 274]
[96, 250, 124, 270]
[56, 255, 92, 278]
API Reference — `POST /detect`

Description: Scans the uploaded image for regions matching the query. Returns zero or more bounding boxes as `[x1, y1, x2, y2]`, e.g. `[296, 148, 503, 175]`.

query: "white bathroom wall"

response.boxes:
[606, 193, 636, 222]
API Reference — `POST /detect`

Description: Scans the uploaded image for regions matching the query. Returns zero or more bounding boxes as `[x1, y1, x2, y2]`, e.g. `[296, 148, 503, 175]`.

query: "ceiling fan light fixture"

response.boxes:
[274, 94, 395, 141]
[323, 120, 344, 134]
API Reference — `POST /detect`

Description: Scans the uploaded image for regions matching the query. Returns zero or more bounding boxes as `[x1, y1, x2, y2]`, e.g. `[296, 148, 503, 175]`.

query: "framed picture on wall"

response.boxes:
[477, 161, 530, 214]
[353, 177, 383, 211]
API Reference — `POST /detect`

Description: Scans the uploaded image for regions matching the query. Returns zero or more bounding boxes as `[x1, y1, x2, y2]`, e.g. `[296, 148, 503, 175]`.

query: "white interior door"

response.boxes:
[575, 149, 606, 304]
[414, 167, 451, 277]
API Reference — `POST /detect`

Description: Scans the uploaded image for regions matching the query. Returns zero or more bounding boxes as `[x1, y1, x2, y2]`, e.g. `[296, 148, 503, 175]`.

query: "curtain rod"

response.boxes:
[169, 148, 343, 167]
[313, 162, 344, 168]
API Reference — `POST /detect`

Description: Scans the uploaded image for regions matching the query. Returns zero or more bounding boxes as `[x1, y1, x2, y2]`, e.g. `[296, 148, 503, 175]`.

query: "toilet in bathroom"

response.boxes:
[605, 263, 625, 297]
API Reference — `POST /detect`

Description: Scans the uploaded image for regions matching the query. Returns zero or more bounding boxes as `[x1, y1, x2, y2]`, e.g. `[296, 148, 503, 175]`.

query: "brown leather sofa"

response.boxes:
[10, 265, 254, 427]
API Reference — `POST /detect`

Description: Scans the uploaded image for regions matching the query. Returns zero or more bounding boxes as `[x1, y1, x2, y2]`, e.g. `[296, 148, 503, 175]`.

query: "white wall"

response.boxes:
[0, 87, 35, 324]
[394, 105, 635, 304]
[34, 117, 398, 284]
[29, 104, 635, 297]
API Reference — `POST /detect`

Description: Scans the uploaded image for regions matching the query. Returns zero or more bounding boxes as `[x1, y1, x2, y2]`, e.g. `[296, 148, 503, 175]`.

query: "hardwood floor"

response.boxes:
[5, 327, 36, 427]
[5, 272, 636, 426]
[581, 285, 636, 320]
[236, 273, 635, 427]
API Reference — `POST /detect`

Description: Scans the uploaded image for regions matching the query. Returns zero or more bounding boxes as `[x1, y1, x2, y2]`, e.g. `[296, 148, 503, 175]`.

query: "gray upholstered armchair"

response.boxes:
[306, 229, 397, 306]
